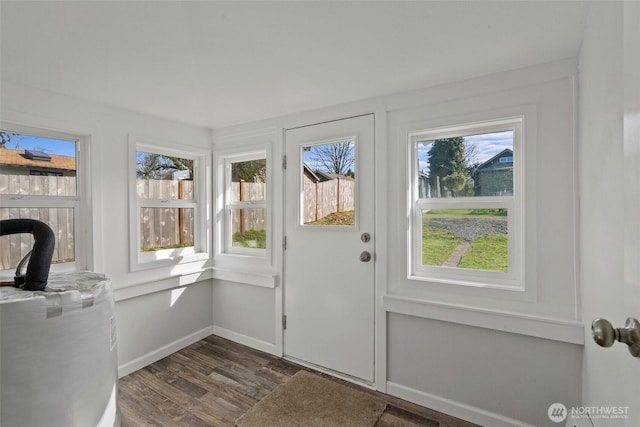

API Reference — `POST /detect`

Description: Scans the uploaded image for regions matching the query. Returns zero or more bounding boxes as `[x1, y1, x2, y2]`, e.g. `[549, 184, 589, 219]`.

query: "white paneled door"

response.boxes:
[284, 114, 375, 383]
[622, 2, 640, 424]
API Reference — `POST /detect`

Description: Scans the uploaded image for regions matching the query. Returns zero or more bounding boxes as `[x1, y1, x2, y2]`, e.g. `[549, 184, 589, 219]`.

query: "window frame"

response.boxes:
[128, 137, 210, 271]
[407, 117, 524, 290]
[0, 123, 91, 274]
[224, 151, 268, 256]
[214, 141, 273, 270]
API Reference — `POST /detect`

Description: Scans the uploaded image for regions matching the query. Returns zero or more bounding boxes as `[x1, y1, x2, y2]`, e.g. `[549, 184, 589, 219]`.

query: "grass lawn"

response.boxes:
[458, 234, 508, 272]
[422, 209, 508, 271]
[143, 242, 193, 252]
[233, 229, 266, 249]
[422, 226, 461, 266]
[305, 210, 355, 226]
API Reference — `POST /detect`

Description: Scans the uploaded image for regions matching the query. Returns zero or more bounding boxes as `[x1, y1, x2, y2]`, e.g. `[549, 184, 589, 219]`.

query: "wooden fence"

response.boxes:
[230, 178, 354, 232]
[231, 181, 267, 234]
[137, 179, 195, 252]
[0, 175, 77, 270]
[303, 178, 355, 224]
[0, 174, 355, 269]
[0, 175, 196, 269]
[0, 207, 75, 270]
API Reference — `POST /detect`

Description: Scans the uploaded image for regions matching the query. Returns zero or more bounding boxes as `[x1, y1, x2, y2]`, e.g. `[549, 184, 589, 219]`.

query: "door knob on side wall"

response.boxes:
[591, 317, 640, 357]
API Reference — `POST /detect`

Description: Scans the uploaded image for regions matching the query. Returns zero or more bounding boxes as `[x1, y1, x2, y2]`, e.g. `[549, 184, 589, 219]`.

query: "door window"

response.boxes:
[301, 139, 356, 227]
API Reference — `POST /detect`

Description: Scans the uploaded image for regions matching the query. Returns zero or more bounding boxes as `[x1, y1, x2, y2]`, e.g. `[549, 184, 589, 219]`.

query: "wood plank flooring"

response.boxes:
[118, 335, 480, 427]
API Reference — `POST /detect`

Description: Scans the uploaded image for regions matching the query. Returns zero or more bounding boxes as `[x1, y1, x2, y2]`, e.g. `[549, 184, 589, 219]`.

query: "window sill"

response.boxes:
[211, 268, 278, 288]
[383, 294, 584, 345]
[114, 269, 213, 302]
[130, 251, 210, 272]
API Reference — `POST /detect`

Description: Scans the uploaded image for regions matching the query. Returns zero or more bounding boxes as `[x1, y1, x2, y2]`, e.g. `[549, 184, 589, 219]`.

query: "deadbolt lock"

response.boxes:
[361, 233, 371, 243]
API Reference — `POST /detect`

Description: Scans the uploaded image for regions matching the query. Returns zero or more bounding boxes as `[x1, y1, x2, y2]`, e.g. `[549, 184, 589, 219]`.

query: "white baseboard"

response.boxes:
[118, 326, 214, 378]
[386, 381, 534, 427]
[212, 325, 279, 356]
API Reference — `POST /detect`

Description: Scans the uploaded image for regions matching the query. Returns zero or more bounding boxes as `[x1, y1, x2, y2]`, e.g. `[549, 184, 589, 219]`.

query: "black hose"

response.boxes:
[0, 219, 55, 291]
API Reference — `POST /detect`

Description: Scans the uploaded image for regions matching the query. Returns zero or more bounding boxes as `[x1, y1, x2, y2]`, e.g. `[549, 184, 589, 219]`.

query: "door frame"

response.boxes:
[283, 113, 375, 383]
[277, 107, 388, 391]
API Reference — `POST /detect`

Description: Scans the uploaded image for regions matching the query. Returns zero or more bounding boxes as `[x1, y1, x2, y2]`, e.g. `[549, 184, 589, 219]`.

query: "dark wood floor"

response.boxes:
[118, 335, 480, 427]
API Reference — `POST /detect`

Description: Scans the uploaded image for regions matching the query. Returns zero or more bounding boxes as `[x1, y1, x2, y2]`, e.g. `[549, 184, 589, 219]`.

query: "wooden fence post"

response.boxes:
[337, 177, 341, 213]
[239, 180, 245, 233]
[178, 179, 185, 244]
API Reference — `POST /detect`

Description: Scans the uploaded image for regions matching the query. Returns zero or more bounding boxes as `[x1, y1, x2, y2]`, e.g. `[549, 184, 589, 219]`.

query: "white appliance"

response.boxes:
[0, 272, 120, 427]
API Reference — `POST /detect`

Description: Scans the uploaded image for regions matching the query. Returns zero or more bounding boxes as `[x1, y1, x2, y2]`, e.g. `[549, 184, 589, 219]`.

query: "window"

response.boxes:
[224, 152, 267, 254]
[129, 140, 209, 270]
[0, 126, 89, 273]
[408, 118, 523, 289]
[302, 139, 356, 227]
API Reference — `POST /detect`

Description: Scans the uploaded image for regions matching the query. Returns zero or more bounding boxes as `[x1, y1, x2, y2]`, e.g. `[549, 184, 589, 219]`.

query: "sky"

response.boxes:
[4, 131, 512, 173]
[303, 141, 356, 174]
[417, 130, 513, 173]
[3, 133, 76, 157]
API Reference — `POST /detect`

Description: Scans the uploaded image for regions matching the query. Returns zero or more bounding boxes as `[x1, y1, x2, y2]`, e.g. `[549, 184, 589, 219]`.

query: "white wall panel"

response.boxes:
[386, 71, 578, 320]
[116, 283, 213, 376]
[212, 279, 276, 350]
[388, 313, 582, 426]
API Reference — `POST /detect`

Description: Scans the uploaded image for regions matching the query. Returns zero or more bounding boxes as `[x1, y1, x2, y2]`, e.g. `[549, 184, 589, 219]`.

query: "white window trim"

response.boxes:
[407, 117, 524, 291]
[224, 151, 267, 256]
[0, 122, 92, 274]
[214, 142, 273, 271]
[128, 137, 210, 272]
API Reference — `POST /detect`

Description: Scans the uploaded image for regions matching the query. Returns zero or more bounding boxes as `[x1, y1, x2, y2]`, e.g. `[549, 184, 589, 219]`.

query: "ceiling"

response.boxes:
[1, 1, 590, 129]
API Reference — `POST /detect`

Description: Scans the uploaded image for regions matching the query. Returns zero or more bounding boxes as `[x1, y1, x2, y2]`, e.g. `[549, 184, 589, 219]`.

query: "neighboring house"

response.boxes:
[474, 148, 513, 196]
[417, 170, 429, 198]
[0, 149, 76, 177]
[303, 163, 354, 184]
[303, 163, 355, 222]
[303, 163, 323, 185]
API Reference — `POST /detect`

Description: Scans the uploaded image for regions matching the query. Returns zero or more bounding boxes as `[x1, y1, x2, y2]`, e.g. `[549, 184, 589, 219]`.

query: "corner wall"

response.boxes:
[213, 59, 583, 426]
[0, 82, 215, 375]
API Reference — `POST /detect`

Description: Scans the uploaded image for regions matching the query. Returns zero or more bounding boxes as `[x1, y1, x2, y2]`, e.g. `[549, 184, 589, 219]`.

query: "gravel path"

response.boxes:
[426, 217, 507, 241]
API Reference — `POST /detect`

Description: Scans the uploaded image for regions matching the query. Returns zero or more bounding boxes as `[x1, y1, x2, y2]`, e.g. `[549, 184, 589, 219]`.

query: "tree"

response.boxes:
[307, 142, 355, 176]
[232, 159, 266, 183]
[136, 152, 193, 180]
[0, 131, 18, 149]
[167, 156, 193, 178]
[427, 137, 473, 197]
[442, 171, 473, 196]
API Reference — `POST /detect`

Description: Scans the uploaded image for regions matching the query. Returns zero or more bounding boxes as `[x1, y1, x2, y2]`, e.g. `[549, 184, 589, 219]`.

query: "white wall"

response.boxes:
[211, 279, 277, 353]
[578, 0, 627, 419]
[386, 70, 579, 320]
[0, 82, 215, 375]
[383, 62, 582, 427]
[1, 52, 586, 426]
[387, 314, 582, 425]
[213, 59, 583, 426]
